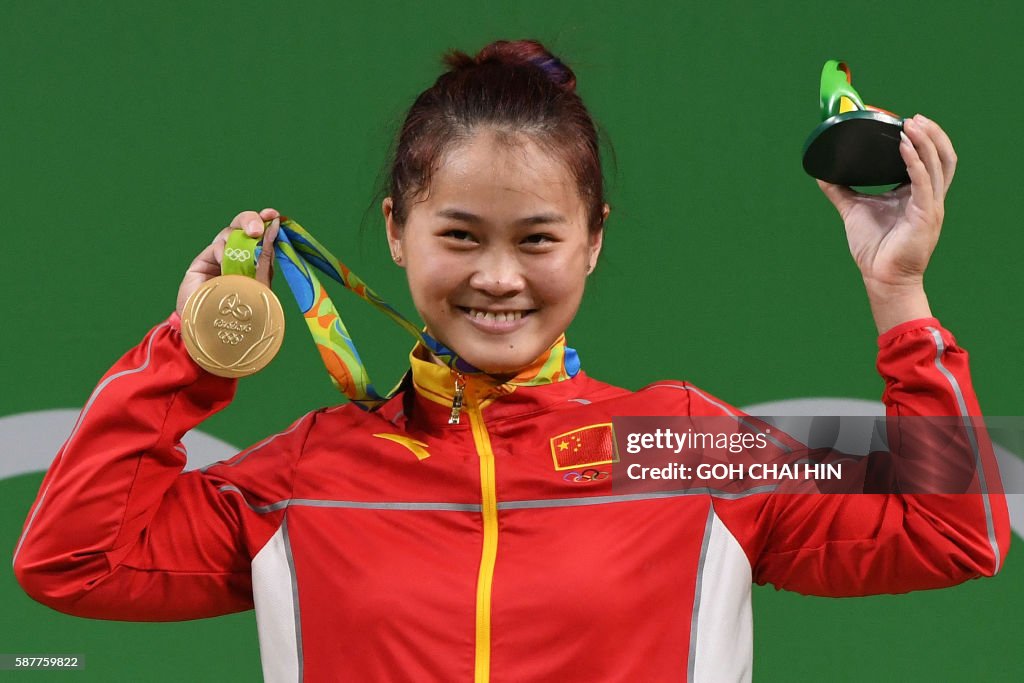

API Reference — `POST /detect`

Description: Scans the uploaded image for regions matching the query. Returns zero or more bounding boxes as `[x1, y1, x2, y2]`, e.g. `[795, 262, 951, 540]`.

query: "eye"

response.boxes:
[442, 229, 476, 243]
[521, 233, 556, 246]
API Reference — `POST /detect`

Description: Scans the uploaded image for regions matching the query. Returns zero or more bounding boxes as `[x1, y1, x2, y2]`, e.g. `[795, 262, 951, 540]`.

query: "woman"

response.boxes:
[13, 39, 1009, 682]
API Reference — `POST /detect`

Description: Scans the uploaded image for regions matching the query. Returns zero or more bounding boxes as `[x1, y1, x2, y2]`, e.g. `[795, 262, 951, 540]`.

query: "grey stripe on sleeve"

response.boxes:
[927, 326, 1000, 573]
[643, 384, 792, 452]
[13, 323, 169, 566]
[200, 412, 316, 473]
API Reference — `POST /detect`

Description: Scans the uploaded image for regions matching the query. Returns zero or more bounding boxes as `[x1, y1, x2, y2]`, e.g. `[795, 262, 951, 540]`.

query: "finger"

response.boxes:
[918, 115, 957, 196]
[816, 178, 858, 217]
[259, 207, 280, 221]
[211, 236, 226, 266]
[212, 225, 235, 244]
[189, 243, 222, 276]
[899, 127, 935, 212]
[256, 218, 280, 285]
[263, 216, 281, 246]
[207, 225, 237, 266]
[904, 116, 944, 202]
[229, 210, 266, 238]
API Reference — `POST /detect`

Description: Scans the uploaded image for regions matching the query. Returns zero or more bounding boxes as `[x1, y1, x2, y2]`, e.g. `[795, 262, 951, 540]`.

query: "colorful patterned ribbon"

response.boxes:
[249, 218, 580, 410]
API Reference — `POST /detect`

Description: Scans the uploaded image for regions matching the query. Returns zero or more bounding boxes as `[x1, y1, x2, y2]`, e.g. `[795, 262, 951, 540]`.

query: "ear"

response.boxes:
[586, 203, 609, 274]
[382, 197, 405, 267]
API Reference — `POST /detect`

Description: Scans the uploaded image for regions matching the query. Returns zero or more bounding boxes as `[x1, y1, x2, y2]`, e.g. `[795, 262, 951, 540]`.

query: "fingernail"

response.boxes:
[900, 131, 911, 145]
[247, 220, 262, 234]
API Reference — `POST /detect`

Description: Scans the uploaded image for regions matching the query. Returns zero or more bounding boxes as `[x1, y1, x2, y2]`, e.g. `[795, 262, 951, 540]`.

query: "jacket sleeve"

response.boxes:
[712, 317, 1011, 596]
[12, 314, 317, 621]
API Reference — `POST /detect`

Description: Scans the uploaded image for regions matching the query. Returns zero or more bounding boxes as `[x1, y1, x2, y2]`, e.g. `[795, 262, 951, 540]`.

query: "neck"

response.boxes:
[412, 333, 580, 389]
[422, 350, 518, 384]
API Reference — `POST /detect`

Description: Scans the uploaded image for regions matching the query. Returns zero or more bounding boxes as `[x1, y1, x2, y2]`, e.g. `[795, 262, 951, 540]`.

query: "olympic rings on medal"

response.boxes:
[224, 247, 253, 262]
[217, 330, 244, 345]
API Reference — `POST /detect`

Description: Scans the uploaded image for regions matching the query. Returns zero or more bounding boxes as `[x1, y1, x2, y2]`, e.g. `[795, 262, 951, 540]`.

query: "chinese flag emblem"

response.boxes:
[550, 423, 619, 470]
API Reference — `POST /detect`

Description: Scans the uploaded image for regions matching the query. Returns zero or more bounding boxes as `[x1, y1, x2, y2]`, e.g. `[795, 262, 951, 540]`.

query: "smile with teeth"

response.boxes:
[459, 307, 532, 323]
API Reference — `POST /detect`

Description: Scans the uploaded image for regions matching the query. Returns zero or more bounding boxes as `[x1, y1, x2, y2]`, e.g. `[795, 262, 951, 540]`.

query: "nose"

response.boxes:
[468, 247, 526, 297]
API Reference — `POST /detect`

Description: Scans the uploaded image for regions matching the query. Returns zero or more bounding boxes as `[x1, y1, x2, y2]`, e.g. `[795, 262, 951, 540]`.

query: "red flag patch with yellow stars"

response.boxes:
[550, 423, 619, 471]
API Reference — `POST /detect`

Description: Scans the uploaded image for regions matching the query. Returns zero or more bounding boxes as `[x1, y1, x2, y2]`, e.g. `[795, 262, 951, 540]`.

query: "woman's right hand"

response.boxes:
[176, 208, 281, 317]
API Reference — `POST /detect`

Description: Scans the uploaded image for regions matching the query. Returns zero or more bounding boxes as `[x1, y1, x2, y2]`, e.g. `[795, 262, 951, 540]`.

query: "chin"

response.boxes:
[456, 344, 542, 376]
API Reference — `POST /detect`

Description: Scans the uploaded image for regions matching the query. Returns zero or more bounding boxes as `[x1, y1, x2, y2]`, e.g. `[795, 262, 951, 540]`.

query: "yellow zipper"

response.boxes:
[466, 386, 498, 683]
[449, 372, 467, 424]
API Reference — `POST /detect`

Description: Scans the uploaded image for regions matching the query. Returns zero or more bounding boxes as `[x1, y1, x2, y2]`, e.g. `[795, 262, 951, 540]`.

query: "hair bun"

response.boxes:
[392, 38, 604, 231]
[443, 39, 577, 93]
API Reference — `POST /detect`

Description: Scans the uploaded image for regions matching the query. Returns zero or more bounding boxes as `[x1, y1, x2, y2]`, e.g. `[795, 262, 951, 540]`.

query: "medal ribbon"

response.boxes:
[244, 218, 580, 411]
[223, 231, 260, 277]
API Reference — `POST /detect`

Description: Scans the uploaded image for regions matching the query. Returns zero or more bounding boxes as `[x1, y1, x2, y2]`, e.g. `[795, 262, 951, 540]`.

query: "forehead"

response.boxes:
[420, 128, 585, 218]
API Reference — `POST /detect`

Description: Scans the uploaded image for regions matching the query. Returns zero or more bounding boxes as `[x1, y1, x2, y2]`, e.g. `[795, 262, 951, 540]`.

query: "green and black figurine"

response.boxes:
[802, 60, 909, 187]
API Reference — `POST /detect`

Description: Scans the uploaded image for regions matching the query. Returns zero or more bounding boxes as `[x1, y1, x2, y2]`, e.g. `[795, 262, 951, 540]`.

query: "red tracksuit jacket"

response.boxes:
[13, 314, 1010, 682]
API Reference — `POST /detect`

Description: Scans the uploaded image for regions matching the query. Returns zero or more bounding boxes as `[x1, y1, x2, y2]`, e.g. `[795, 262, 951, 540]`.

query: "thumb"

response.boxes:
[816, 179, 858, 217]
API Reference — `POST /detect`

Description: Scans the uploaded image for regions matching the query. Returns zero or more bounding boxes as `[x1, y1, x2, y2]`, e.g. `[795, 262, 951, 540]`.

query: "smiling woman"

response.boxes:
[383, 128, 603, 373]
[381, 39, 606, 374]
[12, 38, 1010, 683]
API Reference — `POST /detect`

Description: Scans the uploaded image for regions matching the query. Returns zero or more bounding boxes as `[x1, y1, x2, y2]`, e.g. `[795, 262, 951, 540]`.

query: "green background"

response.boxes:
[2, 0, 1021, 680]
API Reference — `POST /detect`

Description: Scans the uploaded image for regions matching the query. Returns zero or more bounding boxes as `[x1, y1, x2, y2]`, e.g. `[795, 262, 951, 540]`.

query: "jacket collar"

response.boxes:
[379, 335, 586, 429]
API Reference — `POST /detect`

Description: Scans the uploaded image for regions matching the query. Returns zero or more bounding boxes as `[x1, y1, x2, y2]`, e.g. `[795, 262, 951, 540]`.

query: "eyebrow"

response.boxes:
[436, 208, 567, 226]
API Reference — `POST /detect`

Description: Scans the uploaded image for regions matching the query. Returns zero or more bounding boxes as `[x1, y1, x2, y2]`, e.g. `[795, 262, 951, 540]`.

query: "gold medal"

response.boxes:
[181, 274, 285, 378]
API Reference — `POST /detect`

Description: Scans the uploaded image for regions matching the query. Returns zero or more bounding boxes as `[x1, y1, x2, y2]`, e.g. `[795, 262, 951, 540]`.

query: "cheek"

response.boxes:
[534, 253, 589, 302]
[407, 258, 464, 315]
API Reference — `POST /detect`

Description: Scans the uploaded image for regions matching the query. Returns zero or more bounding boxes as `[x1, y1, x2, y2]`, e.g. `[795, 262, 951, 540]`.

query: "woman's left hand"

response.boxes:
[817, 114, 957, 332]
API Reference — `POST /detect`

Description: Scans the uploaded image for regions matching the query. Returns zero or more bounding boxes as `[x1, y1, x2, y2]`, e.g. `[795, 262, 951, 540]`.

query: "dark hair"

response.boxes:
[388, 39, 607, 231]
